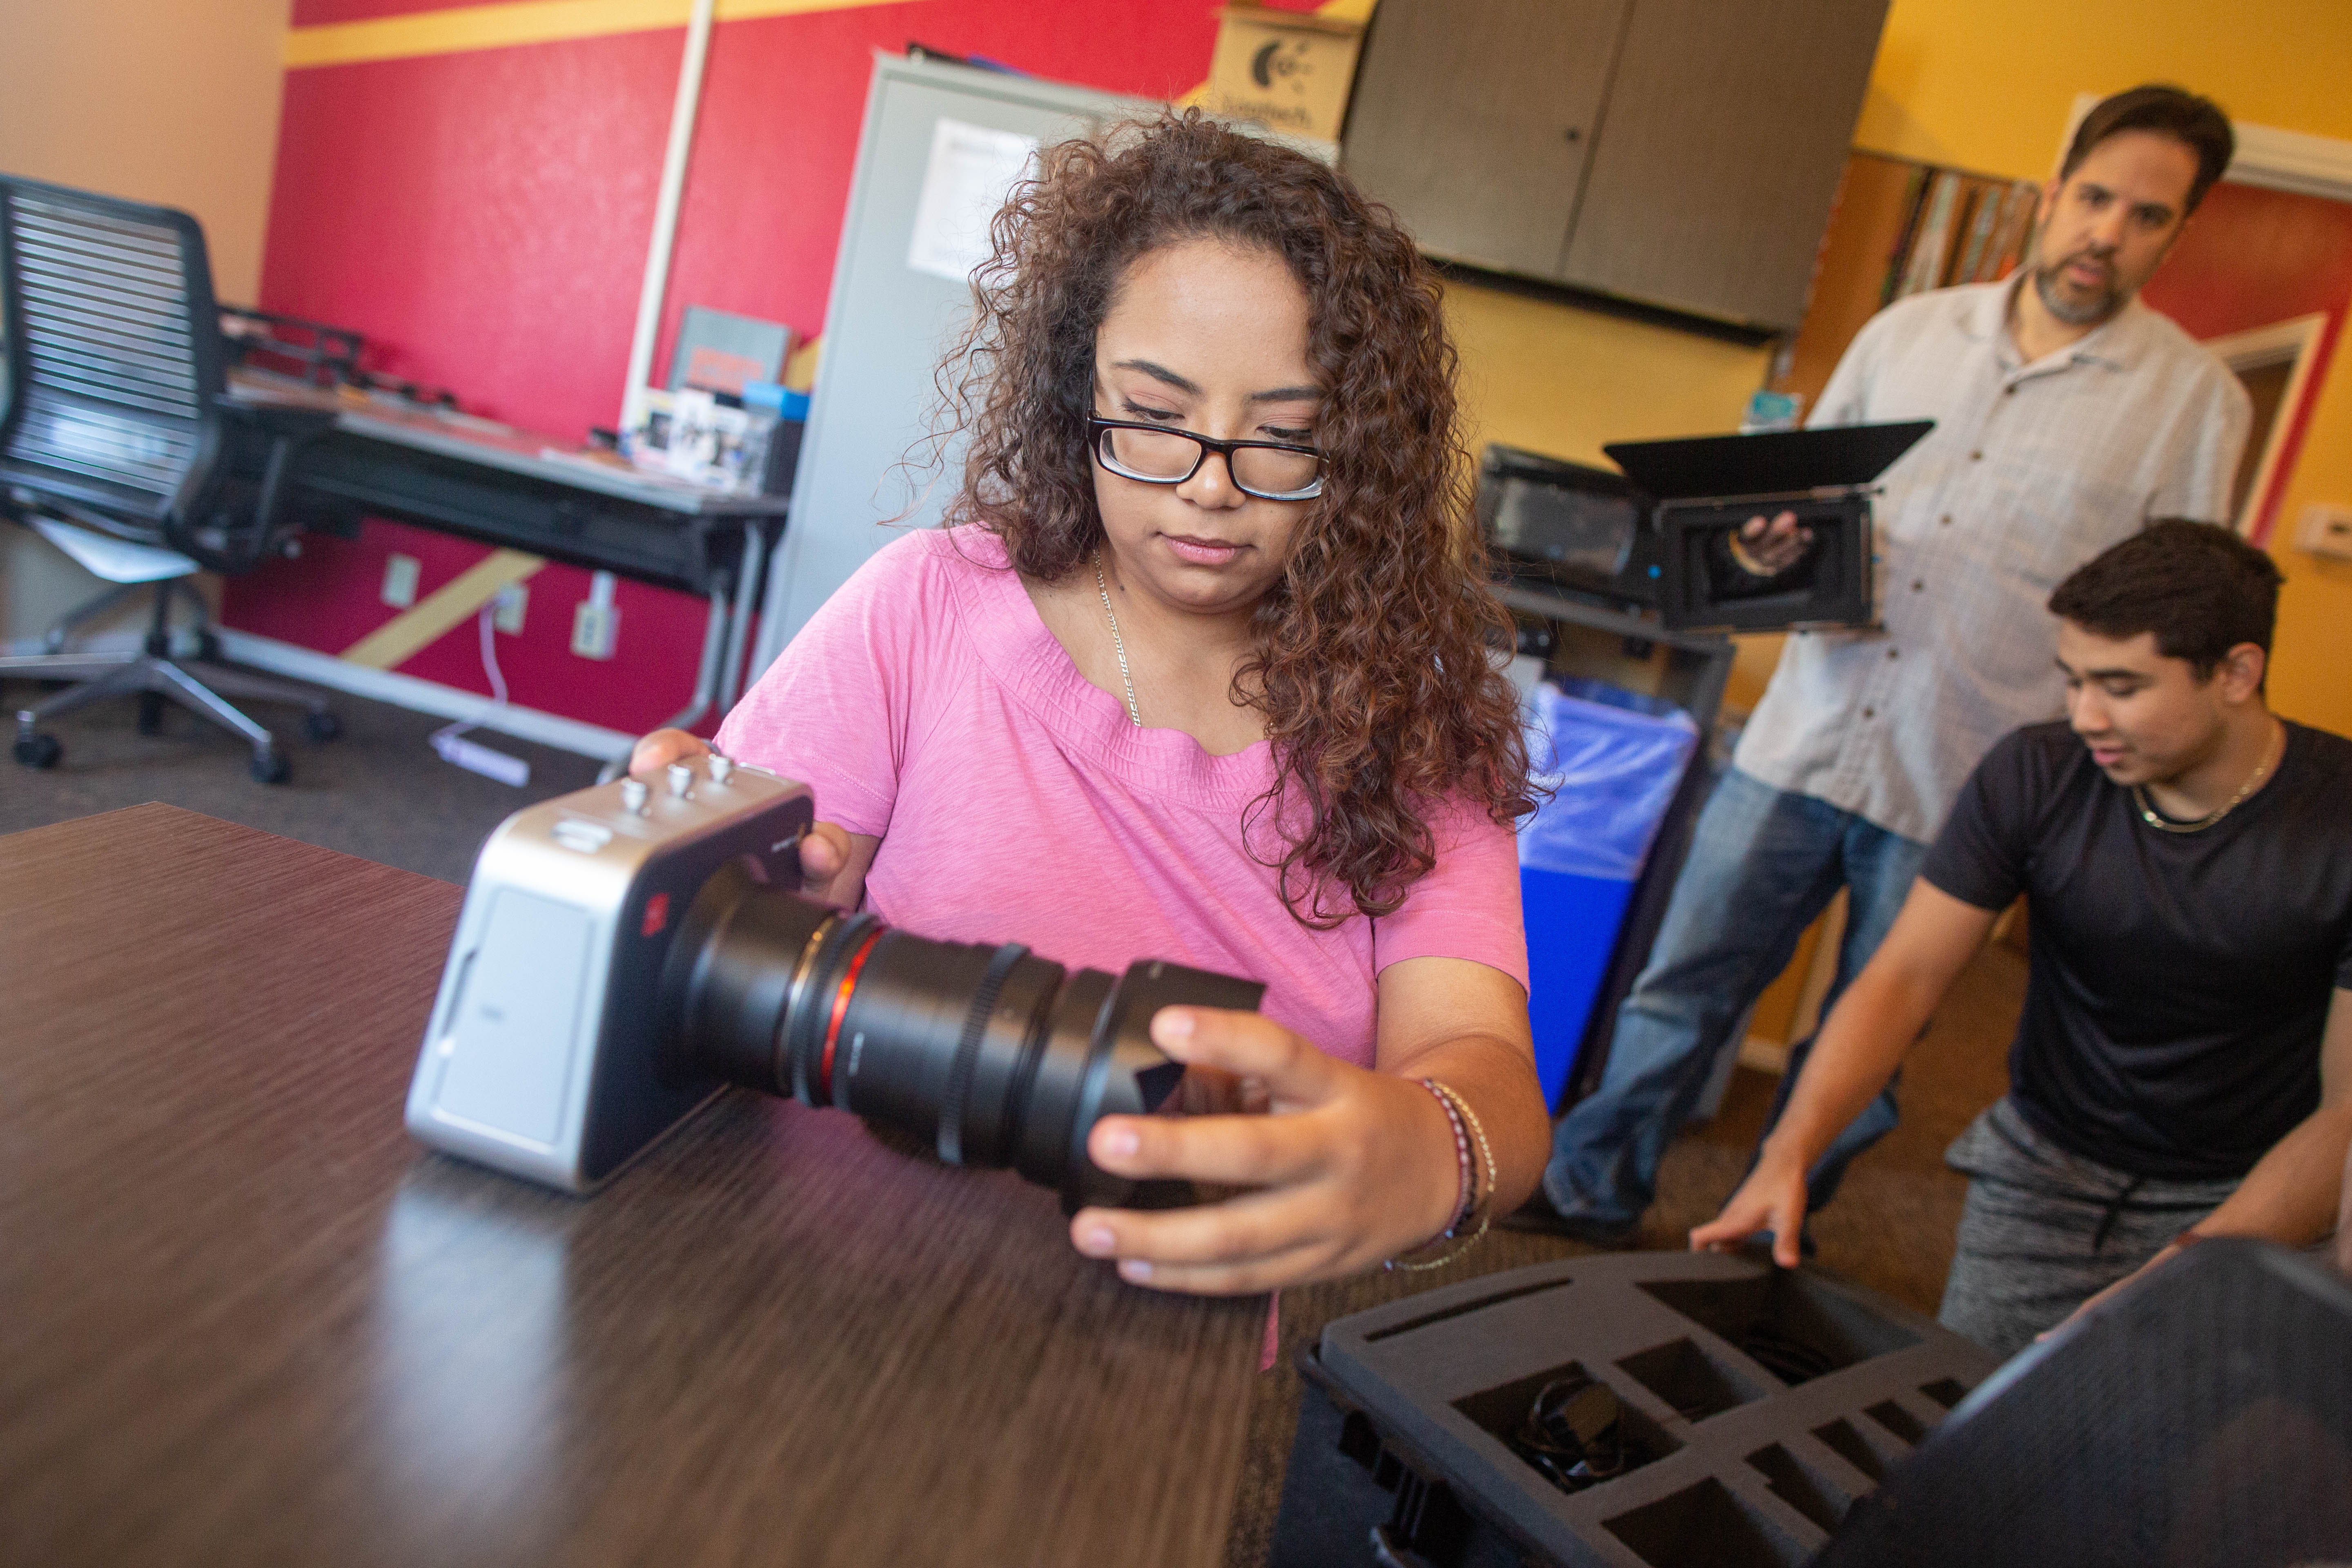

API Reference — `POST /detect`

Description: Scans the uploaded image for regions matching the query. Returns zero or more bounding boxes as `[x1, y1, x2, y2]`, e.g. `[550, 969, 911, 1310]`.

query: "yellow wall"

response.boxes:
[1858, 0, 2352, 178]
[1445, 283, 1771, 464]
[0, 0, 290, 303]
[1855, 0, 2352, 734]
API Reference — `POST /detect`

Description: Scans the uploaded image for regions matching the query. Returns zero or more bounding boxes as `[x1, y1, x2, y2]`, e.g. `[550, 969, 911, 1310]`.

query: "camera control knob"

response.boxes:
[620, 778, 650, 815]
[708, 754, 733, 785]
[667, 762, 694, 799]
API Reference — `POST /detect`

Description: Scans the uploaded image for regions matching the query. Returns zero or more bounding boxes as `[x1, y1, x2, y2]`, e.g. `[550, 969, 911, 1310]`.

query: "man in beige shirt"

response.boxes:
[1527, 85, 2252, 1242]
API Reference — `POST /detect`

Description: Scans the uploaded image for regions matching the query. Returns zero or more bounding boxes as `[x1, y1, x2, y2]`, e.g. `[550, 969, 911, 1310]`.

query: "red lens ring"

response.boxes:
[819, 928, 885, 1100]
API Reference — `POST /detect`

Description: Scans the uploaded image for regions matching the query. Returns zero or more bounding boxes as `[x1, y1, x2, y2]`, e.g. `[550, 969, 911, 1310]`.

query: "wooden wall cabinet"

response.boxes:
[1341, 0, 1892, 334]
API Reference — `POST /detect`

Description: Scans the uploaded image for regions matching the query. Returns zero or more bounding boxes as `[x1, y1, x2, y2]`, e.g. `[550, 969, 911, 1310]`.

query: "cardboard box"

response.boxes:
[1202, 5, 1365, 146]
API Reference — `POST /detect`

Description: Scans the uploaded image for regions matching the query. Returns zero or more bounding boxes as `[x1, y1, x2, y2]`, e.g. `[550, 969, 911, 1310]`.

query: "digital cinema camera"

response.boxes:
[405, 754, 1263, 1208]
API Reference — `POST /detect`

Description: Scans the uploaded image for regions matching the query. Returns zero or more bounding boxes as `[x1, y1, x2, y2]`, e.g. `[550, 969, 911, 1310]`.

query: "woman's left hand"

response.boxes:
[1068, 1005, 1466, 1294]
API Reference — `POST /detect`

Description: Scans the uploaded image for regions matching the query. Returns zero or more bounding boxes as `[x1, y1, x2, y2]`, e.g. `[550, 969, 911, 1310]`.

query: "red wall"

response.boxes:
[2140, 181, 2352, 540]
[231, 2, 1298, 736]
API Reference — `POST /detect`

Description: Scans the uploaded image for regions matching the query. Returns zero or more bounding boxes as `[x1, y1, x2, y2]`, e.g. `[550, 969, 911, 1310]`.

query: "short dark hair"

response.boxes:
[2048, 519, 2281, 678]
[2060, 85, 2235, 215]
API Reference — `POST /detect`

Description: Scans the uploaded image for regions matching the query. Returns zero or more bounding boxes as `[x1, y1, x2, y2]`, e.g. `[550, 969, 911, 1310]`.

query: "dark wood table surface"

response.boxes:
[0, 804, 1273, 1567]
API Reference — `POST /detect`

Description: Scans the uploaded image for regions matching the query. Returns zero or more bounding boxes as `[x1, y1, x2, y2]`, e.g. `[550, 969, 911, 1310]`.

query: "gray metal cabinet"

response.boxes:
[1341, 0, 1891, 333]
[750, 55, 1154, 675]
[1340, 0, 1628, 279]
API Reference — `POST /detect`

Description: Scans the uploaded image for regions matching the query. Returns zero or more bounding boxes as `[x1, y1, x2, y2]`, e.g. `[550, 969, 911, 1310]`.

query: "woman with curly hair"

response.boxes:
[633, 111, 1548, 1292]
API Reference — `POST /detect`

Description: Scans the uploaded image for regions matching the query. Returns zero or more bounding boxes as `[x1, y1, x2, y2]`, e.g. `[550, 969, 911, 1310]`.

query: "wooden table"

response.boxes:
[0, 805, 1265, 1566]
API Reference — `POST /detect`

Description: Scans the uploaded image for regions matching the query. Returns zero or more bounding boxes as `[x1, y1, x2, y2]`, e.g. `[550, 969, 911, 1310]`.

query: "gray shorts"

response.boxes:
[1937, 1097, 2240, 1359]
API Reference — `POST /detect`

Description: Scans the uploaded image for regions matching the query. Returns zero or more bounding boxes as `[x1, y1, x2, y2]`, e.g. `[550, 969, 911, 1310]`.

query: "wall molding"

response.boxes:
[2227, 121, 2352, 203]
[284, 0, 915, 70]
[285, 0, 1372, 71]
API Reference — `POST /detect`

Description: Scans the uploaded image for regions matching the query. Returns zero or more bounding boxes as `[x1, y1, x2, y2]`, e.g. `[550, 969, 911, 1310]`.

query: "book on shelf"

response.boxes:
[1980, 181, 2041, 282]
[1880, 163, 1932, 308]
[1950, 179, 2005, 284]
[1896, 170, 1967, 298]
[1879, 169, 2045, 301]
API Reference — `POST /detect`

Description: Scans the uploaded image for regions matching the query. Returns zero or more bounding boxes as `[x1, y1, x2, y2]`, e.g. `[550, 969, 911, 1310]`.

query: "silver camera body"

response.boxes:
[406, 754, 812, 1192]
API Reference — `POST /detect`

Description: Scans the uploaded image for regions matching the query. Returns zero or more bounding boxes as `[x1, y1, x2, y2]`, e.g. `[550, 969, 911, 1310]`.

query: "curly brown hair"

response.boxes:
[937, 111, 1532, 927]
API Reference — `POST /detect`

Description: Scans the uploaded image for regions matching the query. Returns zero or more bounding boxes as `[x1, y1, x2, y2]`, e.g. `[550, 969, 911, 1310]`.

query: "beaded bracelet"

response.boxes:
[1387, 1079, 1496, 1272]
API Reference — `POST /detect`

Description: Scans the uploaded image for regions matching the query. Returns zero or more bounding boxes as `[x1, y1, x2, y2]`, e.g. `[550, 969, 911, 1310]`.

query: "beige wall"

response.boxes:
[1, 0, 289, 646]
[0, 0, 290, 303]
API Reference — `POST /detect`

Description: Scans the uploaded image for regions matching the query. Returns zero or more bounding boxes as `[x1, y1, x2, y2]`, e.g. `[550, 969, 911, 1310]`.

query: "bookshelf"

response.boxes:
[1772, 152, 2042, 412]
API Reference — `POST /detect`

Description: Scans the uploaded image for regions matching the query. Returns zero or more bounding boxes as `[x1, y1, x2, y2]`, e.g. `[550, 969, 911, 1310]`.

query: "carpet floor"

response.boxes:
[0, 672, 603, 883]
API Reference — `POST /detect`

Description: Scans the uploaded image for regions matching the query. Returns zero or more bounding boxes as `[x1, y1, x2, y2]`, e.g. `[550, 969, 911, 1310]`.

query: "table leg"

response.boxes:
[717, 522, 766, 714]
[597, 583, 730, 783]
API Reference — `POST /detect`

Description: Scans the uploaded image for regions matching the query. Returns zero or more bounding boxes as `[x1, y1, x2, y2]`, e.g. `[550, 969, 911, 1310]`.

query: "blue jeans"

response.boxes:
[1542, 767, 1929, 1232]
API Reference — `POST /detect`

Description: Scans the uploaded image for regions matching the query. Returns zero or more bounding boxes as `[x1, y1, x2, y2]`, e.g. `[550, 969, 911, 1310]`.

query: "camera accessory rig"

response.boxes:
[406, 754, 1263, 1207]
[1605, 421, 1932, 633]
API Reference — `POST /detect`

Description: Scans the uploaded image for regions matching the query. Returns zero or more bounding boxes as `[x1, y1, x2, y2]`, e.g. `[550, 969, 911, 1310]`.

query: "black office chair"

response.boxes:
[0, 174, 338, 784]
[1813, 1238, 2352, 1567]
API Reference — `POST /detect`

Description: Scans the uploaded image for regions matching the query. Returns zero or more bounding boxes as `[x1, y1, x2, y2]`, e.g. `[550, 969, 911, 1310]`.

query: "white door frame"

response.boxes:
[2204, 312, 2332, 535]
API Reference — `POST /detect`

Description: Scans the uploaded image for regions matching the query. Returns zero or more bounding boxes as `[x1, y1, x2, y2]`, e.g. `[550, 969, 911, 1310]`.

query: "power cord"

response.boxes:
[428, 596, 530, 787]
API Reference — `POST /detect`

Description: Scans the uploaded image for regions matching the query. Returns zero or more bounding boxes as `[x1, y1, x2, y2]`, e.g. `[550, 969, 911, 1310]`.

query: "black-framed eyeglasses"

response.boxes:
[1086, 416, 1324, 501]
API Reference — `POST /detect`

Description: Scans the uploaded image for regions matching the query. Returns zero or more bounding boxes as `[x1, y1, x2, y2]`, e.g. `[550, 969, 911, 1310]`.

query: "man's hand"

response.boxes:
[1729, 510, 1815, 577]
[626, 728, 866, 907]
[1690, 1142, 1811, 1267]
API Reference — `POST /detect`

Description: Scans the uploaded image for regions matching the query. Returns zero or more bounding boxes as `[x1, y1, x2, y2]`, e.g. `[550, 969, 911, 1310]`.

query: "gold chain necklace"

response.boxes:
[2132, 721, 2282, 834]
[1093, 552, 1141, 727]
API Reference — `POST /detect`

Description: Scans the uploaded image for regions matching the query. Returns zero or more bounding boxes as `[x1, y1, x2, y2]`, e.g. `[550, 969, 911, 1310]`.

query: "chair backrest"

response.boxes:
[1813, 1238, 2352, 1568]
[0, 174, 227, 536]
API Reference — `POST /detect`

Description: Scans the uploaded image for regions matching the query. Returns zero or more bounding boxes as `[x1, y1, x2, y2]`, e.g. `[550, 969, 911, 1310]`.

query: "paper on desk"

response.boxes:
[906, 118, 1040, 284]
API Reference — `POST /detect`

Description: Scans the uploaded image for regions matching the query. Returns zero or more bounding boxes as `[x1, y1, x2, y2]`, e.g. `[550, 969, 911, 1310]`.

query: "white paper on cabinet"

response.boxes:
[906, 117, 1041, 284]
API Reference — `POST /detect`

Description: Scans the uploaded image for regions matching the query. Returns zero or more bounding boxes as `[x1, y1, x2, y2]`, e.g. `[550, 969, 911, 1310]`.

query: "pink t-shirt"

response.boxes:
[714, 527, 1526, 1068]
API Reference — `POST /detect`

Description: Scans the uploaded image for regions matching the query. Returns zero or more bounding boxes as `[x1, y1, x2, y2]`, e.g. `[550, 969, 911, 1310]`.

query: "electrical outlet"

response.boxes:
[2296, 503, 2352, 561]
[571, 602, 617, 659]
[381, 553, 421, 609]
[572, 571, 618, 659]
[493, 583, 528, 635]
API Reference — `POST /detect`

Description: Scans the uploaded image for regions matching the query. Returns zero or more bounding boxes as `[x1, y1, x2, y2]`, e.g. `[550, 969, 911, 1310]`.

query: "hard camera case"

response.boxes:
[1270, 1250, 1998, 1568]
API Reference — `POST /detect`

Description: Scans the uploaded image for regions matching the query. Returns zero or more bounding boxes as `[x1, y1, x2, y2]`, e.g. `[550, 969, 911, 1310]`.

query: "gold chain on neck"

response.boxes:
[2132, 720, 2282, 834]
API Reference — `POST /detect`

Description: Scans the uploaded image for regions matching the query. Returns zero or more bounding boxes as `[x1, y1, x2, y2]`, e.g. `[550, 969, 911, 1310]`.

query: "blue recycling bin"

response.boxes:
[1519, 679, 1700, 1108]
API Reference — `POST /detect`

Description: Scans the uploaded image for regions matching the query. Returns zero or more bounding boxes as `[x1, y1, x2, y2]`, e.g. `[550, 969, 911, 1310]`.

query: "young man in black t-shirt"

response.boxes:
[1694, 520, 2352, 1356]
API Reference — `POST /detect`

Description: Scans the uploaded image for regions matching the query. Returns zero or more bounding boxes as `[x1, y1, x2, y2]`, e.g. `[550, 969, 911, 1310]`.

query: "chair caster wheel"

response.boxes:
[303, 710, 342, 743]
[251, 749, 292, 785]
[137, 692, 167, 735]
[194, 630, 223, 663]
[15, 733, 62, 769]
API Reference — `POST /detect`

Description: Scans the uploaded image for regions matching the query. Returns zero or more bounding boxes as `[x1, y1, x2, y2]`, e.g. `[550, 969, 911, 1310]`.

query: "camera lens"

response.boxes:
[660, 861, 1263, 1210]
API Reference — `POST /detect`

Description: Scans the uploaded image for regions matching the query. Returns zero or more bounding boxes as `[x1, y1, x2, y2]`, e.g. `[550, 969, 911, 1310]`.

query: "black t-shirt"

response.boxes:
[1921, 719, 2352, 1180]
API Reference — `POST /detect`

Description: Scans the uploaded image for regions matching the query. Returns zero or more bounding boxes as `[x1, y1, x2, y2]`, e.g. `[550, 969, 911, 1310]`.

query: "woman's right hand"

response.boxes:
[626, 728, 870, 909]
[628, 727, 712, 776]
[1690, 1141, 1811, 1267]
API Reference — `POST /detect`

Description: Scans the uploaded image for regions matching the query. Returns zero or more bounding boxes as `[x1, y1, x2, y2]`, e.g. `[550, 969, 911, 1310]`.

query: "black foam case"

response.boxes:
[1270, 1251, 1999, 1568]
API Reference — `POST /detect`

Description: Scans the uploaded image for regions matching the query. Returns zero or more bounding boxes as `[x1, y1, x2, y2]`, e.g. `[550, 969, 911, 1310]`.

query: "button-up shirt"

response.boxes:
[1734, 277, 2250, 843]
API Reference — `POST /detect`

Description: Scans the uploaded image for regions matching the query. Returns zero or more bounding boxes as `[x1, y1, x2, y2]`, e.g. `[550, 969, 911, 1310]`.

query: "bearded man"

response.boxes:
[1525, 84, 2253, 1244]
